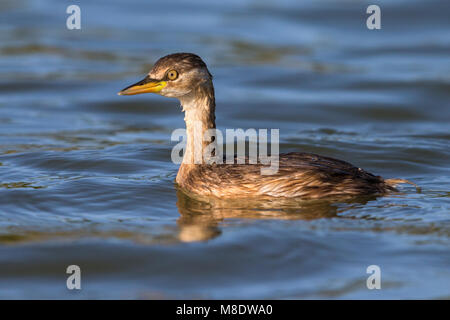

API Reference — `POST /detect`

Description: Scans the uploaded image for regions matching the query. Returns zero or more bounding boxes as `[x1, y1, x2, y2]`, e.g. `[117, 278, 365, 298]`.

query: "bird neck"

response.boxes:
[179, 83, 216, 166]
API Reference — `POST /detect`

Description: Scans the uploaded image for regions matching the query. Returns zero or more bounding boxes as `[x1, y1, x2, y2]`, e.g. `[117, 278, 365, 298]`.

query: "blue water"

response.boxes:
[0, 0, 449, 299]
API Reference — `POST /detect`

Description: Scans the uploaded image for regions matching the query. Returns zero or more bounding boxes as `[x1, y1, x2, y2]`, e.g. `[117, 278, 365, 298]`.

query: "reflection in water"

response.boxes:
[176, 188, 377, 242]
[1, 181, 44, 189]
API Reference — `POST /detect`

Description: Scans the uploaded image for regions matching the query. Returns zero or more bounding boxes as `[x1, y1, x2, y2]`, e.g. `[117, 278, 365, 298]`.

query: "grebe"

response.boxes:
[119, 53, 417, 199]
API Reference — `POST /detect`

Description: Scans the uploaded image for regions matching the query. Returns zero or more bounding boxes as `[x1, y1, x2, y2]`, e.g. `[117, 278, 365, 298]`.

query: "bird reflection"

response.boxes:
[175, 187, 378, 242]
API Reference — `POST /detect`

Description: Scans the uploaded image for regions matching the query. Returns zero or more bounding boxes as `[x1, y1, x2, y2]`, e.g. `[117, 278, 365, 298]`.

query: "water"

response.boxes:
[0, 0, 449, 299]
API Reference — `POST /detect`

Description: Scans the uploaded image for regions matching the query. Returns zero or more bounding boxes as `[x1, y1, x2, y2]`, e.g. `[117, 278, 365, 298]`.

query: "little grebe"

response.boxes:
[119, 53, 417, 199]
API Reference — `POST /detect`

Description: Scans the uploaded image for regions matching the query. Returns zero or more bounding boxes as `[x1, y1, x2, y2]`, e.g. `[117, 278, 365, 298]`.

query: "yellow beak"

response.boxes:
[118, 76, 167, 96]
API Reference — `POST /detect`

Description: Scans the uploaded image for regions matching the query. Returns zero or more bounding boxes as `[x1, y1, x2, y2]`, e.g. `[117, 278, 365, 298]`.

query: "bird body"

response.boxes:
[119, 53, 417, 200]
[176, 153, 397, 199]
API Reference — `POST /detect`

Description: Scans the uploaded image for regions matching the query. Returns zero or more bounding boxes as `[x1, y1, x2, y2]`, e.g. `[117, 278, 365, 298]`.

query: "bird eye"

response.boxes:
[167, 70, 178, 80]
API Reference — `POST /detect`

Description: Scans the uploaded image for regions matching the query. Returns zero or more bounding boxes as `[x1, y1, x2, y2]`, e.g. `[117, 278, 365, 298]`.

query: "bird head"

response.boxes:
[118, 53, 213, 99]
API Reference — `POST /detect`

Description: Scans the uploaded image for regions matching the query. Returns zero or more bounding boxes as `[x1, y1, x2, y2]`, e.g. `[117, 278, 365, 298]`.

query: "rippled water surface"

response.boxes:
[0, 0, 449, 299]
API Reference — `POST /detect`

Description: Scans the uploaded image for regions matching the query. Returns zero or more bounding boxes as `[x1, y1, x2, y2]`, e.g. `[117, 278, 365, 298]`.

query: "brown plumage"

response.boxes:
[119, 53, 418, 200]
[178, 153, 397, 199]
